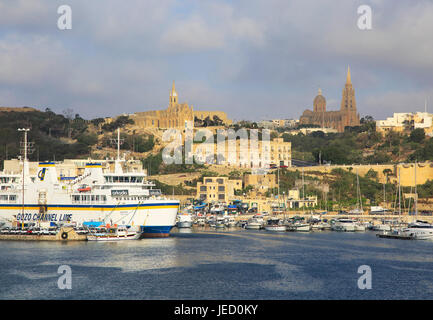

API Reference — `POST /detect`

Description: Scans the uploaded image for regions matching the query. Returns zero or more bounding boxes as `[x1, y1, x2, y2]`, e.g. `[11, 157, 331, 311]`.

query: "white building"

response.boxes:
[376, 112, 433, 136]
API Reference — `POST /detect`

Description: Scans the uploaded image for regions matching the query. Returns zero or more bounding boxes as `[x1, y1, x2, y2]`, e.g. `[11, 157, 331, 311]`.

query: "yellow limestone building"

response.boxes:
[132, 82, 231, 129]
[192, 138, 292, 168]
[197, 176, 242, 202]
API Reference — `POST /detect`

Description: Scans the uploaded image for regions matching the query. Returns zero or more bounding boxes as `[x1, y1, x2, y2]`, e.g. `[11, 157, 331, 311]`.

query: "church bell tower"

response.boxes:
[170, 80, 178, 107]
[340, 66, 360, 127]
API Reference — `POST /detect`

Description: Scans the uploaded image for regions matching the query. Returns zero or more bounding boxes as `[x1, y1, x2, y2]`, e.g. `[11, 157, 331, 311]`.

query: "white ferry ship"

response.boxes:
[0, 131, 179, 238]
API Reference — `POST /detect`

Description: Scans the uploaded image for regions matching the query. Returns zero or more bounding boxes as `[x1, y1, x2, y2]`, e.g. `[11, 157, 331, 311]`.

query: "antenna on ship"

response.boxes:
[17, 128, 34, 228]
[110, 128, 124, 173]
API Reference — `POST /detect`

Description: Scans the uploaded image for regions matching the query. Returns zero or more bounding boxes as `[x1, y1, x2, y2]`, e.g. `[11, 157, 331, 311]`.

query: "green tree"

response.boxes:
[410, 128, 425, 143]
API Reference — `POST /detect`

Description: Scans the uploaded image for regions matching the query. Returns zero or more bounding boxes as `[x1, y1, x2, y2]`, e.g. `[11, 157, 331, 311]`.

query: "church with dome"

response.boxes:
[299, 67, 360, 132]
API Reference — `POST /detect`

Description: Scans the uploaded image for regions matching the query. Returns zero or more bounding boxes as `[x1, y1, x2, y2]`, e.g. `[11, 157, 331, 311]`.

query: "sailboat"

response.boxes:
[398, 161, 433, 240]
[348, 169, 363, 214]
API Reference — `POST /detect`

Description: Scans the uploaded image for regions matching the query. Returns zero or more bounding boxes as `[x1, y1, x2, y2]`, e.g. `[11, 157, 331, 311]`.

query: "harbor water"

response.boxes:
[1, 228, 433, 299]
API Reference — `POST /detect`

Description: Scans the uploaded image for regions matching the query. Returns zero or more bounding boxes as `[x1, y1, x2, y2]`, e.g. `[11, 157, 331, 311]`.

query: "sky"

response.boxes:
[0, 0, 432, 122]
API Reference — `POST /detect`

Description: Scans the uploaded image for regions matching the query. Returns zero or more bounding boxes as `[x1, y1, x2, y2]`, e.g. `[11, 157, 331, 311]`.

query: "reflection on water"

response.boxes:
[0, 229, 433, 299]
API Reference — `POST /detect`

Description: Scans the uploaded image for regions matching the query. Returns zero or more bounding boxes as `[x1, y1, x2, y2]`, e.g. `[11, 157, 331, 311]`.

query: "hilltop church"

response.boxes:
[299, 67, 360, 132]
[132, 82, 231, 129]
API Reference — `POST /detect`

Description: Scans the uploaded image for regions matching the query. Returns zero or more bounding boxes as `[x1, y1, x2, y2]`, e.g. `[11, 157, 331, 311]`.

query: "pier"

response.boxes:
[232, 212, 433, 224]
[0, 227, 87, 241]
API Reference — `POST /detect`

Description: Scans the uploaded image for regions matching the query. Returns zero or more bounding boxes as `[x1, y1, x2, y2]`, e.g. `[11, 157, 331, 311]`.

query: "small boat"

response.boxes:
[348, 208, 364, 215]
[287, 223, 311, 232]
[372, 223, 391, 232]
[196, 217, 206, 226]
[369, 206, 390, 215]
[177, 214, 193, 228]
[225, 217, 237, 228]
[237, 220, 248, 228]
[354, 223, 366, 232]
[265, 219, 286, 232]
[78, 185, 91, 192]
[245, 218, 262, 230]
[87, 225, 141, 241]
[319, 221, 331, 230]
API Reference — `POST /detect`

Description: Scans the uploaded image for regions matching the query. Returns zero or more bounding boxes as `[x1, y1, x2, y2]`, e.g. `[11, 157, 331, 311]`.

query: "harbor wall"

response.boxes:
[285, 162, 433, 187]
[0, 227, 87, 241]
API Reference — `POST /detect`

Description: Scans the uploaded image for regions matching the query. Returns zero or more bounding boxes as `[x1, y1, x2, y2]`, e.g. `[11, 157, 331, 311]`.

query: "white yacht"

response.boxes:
[332, 218, 356, 232]
[287, 222, 311, 232]
[354, 222, 366, 232]
[372, 223, 391, 232]
[370, 206, 390, 215]
[399, 221, 433, 240]
[265, 218, 286, 232]
[245, 218, 262, 230]
[177, 213, 193, 228]
[225, 216, 237, 228]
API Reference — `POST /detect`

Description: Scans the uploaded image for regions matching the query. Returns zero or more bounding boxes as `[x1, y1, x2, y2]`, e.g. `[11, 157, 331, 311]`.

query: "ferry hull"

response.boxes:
[140, 225, 173, 238]
[0, 201, 179, 238]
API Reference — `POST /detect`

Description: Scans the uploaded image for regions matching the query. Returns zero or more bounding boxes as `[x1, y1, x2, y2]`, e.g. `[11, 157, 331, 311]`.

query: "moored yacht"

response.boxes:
[87, 225, 141, 241]
[177, 213, 193, 228]
[245, 218, 263, 230]
[399, 220, 433, 240]
[265, 218, 286, 232]
[332, 218, 356, 232]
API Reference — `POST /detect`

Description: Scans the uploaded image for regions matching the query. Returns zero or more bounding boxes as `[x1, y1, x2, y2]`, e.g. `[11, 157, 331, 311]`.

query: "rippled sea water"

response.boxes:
[1, 228, 433, 300]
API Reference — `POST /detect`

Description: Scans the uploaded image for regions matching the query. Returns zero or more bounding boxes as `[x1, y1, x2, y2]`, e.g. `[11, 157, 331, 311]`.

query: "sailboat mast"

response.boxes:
[415, 160, 418, 219]
[398, 165, 401, 216]
[356, 168, 362, 211]
[302, 167, 305, 213]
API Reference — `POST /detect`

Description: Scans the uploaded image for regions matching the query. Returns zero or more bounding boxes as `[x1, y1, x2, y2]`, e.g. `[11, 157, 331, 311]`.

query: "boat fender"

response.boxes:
[61, 232, 68, 240]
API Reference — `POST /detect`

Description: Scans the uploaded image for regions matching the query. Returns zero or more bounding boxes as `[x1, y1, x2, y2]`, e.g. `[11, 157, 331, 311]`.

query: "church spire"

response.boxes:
[172, 80, 176, 94]
[346, 66, 351, 84]
[170, 80, 178, 107]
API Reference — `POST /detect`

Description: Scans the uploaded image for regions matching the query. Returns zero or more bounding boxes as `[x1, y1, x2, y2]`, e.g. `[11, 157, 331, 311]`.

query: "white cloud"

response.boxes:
[0, 0, 432, 121]
[160, 15, 225, 52]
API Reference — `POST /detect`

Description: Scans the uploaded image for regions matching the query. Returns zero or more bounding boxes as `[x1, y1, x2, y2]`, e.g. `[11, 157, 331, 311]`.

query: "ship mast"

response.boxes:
[18, 128, 33, 227]
[111, 128, 124, 174]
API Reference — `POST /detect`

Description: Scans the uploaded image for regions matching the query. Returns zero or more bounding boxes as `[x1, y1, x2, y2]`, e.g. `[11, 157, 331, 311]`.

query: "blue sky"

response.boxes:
[0, 0, 432, 122]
